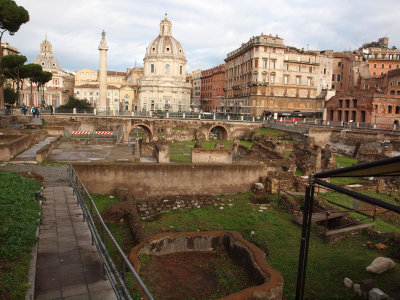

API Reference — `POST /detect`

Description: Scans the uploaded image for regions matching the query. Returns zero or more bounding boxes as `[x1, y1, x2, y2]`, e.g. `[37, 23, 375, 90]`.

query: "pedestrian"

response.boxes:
[50, 105, 54, 115]
[32, 107, 36, 117]
[36, 107, 40, 118]
[20, 105, 24, 114]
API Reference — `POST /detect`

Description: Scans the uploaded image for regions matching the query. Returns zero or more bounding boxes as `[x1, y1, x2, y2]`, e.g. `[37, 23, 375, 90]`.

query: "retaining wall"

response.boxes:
[72, 163, 267, 198]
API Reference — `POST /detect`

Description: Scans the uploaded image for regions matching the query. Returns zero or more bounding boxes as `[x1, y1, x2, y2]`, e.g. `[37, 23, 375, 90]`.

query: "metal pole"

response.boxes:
[295, 181, 313, 300]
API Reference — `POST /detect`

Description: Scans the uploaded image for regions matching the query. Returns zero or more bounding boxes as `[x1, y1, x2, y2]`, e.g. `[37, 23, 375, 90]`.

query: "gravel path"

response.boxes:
[0, 164, 70, 187]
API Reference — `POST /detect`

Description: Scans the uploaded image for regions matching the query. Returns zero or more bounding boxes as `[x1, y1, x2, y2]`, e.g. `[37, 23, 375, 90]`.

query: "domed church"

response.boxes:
[138, 15, 191, 112]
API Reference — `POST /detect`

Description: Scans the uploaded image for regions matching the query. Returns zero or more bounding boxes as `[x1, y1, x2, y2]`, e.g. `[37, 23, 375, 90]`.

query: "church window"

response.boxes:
[152, 47, 155, 51]
[151, 64, 155, 73]
[42, 63, 45, 66]
[165, 64, 170, 74]
[180, 66, 183, 74]
[166, 47, 170, 51]
[80, 72, 83, 75]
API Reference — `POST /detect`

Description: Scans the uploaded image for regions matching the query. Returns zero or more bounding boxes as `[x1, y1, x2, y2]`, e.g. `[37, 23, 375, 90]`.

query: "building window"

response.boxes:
[364, 84, 369, 90]
[382, 64, 385, 69]
[296, 77, 300, 85]
[323, 68, 326, 74]
[309, 66, 312, 73]
[297, 56, 301, 62]
[165, 64, 170, 74]
[284, 75, 288, 84]
[353, 99, 357, 108]
[255, 59, 259, 68]
[337, 74, 341, 82]
[270, 75, 275, 83]
[374, 64, 377, 68]
[151, 64, 155, 73]
[285, 64, 289, 70]
[180, 66, 183, 74]
[338, 62, 342, 67]
[271, 60, 276, 69]
[263, 60, 267, 68]
[345, 99, 350, 108]
[388, 106, 393, 114]
[396, 106, 400, 114]
[339, 99, 343, 108]
[298, 65, 301, 72]
[307, 78, 311, 86]
[390, 90, 395, 95]
[309, 58, 312, 63]
[389, 64, 392, 69]
[332, 74, 335, 81]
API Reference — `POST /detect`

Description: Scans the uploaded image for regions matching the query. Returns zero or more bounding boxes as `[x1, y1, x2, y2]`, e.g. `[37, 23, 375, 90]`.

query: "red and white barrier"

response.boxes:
[72, 131, 90, 135]
[95, 131, 113, 135]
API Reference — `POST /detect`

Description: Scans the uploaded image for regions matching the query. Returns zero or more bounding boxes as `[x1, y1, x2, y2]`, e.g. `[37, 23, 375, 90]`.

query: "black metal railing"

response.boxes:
[67, 164, 154, 300]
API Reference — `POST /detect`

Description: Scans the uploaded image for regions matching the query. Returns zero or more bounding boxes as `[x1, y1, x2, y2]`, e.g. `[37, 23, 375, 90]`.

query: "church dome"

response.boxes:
[145, 15, 185, 58]
[33, 37, 61, 70]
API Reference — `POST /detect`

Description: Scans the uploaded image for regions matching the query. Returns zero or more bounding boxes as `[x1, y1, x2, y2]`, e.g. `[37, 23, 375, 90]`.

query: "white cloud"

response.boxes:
[5, 0, 400, 73]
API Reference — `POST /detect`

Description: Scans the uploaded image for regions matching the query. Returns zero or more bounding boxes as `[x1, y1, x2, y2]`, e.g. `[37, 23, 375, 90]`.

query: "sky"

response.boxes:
[5, 0, 400, 74]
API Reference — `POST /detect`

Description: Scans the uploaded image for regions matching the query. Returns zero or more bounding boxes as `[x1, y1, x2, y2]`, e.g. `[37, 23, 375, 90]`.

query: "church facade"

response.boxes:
[21, 38, 74, 107]
[138, 15, 191, 112]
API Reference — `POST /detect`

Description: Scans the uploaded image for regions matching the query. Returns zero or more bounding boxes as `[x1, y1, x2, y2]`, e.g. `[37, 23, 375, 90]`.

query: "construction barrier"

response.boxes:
[95, 131, 113, 135]
[72, 131, 90, 135]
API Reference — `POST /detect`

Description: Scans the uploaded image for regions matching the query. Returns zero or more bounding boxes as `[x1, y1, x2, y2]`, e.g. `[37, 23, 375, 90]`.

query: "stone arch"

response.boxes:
[207, 124, 229, 141]
[130, 123, 153, 142]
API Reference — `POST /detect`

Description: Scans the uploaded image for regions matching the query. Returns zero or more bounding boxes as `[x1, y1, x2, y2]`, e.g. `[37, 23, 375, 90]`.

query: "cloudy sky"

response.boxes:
[6, 0, 400, 73]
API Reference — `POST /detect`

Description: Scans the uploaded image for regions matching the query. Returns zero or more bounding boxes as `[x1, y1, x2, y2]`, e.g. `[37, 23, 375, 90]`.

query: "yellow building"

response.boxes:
[74, 67, 143, 111]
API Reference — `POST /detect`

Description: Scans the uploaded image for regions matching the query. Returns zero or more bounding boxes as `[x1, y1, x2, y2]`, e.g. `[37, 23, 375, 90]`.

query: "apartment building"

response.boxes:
[224, 34, 333, 116]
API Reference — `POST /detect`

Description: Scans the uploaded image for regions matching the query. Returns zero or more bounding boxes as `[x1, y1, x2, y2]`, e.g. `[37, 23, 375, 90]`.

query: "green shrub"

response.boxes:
[0, 172, 41, 259]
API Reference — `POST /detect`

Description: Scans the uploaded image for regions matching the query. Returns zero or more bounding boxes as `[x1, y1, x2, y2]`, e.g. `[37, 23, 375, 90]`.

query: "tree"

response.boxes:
[32, 70, 52, 107]
[3, 83, 16, 104]
[0, 0, 29, 108]
[57, 96, 93, 110]
[1, 54, 26, 106]
[22, 63, 42, 106]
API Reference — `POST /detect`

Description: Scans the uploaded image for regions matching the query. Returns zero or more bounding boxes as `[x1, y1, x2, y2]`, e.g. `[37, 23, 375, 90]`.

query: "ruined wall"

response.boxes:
[192, 148, 232, 164]
[136, 195, 221, 220]
[72, 163, 267, 198]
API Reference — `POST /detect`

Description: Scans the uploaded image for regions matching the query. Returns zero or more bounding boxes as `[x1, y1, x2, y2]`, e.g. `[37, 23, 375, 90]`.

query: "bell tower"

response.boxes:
[159, 13, 172, 36]
[40, 35, 52, 56]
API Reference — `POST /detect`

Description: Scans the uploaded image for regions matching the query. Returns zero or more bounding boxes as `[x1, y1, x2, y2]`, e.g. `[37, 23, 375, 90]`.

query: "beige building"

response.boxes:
[1, 43, 19, 56]
[138, 15, 191, 112]
[224, 34, 333, 116]
[189, 69, 202, 111]
[21, 38, 74, 107]
[74, 67, 142, 111]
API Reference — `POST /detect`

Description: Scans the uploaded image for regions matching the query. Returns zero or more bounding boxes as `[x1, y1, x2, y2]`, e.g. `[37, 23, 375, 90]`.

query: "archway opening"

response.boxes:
[209, 125, 229, 141]
[129, 124, 153, 143]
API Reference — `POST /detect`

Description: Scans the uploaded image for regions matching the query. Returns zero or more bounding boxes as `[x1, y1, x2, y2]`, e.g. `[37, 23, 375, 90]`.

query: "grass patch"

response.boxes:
[284, 150, 292, 158]
[202, 140, 233, 149]
[0, 171, 42, 299]
[319, 191, 400, 234]
[141, 192, 400, 299]
[172, 127, 187, 131]
[336, 155, 358, 167]
[240, 140, 253, 150]
[255, 127, 282, 136]
[295, 169, 304, 176]
[330, 177, 370, 186]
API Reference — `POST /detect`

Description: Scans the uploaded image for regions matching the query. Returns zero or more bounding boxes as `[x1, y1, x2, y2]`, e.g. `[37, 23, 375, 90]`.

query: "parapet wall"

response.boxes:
[192, 148, 232, 164]
[72, 163, 267, 198]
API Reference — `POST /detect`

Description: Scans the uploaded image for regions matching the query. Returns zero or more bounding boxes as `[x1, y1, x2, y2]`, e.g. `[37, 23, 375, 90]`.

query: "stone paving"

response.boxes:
[36, 186, 117, 300]
[12, 137, 57, 163]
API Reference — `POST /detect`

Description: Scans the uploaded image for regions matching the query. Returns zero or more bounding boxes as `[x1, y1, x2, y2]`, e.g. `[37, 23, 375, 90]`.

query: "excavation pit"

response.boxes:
[128, 231, 283, 299]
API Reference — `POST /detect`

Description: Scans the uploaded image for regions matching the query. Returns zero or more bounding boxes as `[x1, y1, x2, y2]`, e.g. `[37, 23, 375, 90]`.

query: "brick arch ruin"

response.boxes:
[129, 123, 154, 142]
[207, 124, 230, 141]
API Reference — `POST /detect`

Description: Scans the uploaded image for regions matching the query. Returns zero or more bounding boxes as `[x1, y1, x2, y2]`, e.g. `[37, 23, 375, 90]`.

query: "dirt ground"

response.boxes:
[139, 250, 252, 300]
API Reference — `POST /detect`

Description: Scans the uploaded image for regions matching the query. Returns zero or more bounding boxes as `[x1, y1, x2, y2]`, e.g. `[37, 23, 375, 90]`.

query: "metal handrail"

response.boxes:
[67, 164, 154, 300]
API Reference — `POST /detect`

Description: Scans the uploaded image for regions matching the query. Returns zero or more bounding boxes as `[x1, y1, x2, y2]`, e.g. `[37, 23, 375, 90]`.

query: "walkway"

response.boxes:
[12, 137, 57, 164]
[36, 185, 117, 300]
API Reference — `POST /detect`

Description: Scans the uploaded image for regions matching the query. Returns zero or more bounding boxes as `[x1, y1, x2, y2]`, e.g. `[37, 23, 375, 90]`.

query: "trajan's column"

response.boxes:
[98, 30, 108, 112]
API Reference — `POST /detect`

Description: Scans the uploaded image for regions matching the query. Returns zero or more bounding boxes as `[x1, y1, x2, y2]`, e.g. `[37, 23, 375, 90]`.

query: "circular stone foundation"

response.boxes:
[128, 231, 283, 299]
